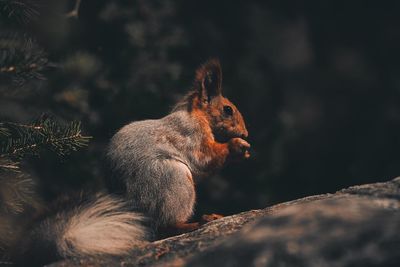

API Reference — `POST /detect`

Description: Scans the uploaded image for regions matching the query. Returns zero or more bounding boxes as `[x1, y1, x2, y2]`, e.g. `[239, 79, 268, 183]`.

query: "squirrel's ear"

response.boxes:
[195, 58, 222, 103]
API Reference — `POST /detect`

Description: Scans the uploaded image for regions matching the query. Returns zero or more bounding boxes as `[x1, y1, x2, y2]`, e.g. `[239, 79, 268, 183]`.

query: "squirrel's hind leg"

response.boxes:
[149, 160, 196, 230]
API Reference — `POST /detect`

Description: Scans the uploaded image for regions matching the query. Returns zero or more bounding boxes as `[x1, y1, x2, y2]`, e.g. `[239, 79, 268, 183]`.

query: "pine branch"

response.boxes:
[0, 33, 49, 87]
[0, 172, 38, 214]
[0, 126, 10, 137]
[0, 117, 91, 161]
[0, 0, 39, 23]
[0, 157, 19, 171]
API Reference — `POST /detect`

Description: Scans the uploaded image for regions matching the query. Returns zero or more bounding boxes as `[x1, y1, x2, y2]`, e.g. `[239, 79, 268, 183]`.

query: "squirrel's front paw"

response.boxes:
[228, 138, 251, 159]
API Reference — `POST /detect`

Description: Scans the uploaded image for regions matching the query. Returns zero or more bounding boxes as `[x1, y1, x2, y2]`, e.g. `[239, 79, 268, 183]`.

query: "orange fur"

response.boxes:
[191, 106, 230, 172]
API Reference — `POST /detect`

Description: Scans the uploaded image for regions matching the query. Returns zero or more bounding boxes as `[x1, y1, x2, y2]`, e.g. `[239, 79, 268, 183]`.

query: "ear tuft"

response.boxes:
[195, 58, 222, 102]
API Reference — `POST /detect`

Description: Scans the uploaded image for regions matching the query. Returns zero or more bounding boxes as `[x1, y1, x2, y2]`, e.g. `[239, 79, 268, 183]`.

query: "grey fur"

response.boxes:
[107, 110, 213, 228]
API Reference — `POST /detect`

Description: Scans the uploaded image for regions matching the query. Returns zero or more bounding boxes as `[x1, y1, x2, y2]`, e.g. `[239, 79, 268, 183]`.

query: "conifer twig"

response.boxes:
[0, 157, 19, 171]
[0, 118, 91, 160]
[0, 172, 39, 214]
[0, 34, 49, 86]
[0, 0, 39, 23]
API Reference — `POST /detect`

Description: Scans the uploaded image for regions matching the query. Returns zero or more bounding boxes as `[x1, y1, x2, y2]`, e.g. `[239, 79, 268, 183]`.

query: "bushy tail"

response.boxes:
[58, 194, 148, 257]
[16, 193, 149, 266]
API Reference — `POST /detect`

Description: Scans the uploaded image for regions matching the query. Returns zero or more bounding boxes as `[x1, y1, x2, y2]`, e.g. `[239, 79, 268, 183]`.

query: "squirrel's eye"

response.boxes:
[223, 105, 233, 116]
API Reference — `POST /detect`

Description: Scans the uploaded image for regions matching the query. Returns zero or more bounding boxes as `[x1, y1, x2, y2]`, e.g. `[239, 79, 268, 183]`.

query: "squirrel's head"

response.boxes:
[184, 59, 248, 143]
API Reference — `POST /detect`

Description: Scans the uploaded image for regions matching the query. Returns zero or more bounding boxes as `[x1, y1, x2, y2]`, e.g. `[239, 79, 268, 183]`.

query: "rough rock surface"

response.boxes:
[50, 177, 400, 267]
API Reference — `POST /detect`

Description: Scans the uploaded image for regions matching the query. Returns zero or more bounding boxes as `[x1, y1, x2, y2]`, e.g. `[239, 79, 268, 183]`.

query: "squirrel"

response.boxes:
[106, 58, 250, 235]
[1, 59, 250, 266]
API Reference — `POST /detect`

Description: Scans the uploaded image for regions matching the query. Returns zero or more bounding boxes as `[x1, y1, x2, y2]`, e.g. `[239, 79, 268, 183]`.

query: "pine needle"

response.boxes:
[0, 172, 38, 214]
[0, 116, 91, 162]
[0, 33, 49, 87]
[0, 0, 39, 23]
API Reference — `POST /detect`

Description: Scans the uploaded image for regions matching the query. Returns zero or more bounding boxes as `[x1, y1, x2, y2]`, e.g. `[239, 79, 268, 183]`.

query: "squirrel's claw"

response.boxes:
[228, 137, 251, 160]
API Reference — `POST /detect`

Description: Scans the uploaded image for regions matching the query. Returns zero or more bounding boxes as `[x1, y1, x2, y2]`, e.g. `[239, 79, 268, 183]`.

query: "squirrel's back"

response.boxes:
[107, 110, 205, 183]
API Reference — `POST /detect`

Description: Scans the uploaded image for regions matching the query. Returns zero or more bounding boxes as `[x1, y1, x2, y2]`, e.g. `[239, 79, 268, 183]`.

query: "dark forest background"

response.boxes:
[2, 0, 400, 217]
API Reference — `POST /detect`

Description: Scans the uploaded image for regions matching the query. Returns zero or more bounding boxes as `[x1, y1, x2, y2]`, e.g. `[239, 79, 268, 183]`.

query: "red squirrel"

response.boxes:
[107, 59, 250, 234]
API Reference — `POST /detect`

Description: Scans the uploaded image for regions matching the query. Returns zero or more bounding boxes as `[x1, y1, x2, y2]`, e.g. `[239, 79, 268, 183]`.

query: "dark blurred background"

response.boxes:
[2, 0, 400, 217]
